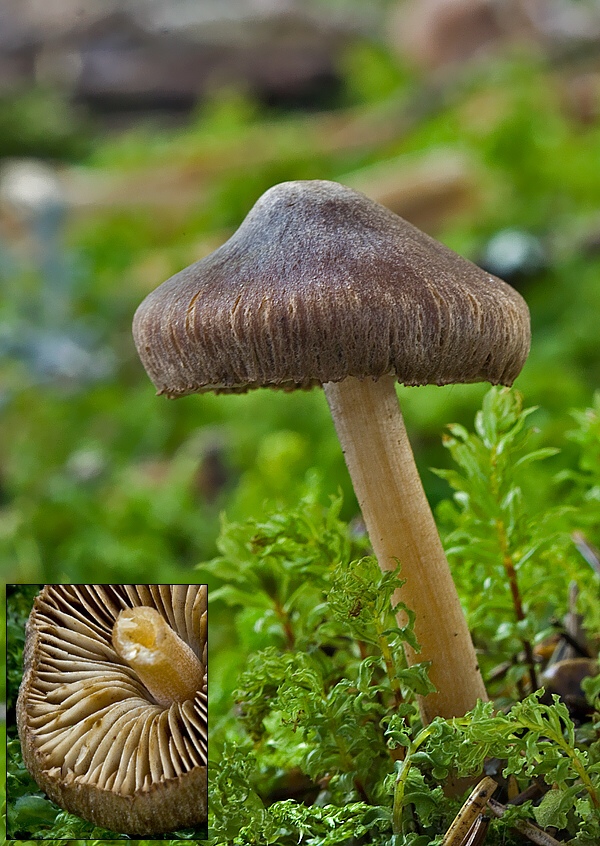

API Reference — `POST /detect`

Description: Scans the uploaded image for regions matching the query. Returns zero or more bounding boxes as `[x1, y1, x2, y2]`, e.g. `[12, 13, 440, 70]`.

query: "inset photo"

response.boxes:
[6, 584, 208, 840]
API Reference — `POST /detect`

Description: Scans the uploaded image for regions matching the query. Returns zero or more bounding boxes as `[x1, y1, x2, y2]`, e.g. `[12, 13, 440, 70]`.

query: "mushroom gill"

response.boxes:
[17, 584, 208, 836]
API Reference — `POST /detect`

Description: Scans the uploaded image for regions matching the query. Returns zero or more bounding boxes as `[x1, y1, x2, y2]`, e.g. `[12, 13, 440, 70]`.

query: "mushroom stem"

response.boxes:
[324, 375, 487, 723]
[112, 607, 204, 707]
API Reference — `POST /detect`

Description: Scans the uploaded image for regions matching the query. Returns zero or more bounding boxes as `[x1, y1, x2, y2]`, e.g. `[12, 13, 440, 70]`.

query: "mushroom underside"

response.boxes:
[17, 584, 208, 836]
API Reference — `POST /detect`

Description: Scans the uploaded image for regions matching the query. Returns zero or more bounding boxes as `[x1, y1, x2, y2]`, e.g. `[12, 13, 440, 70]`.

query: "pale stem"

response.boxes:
[112, 606, 204, 707]
[324, 375, 488, 723]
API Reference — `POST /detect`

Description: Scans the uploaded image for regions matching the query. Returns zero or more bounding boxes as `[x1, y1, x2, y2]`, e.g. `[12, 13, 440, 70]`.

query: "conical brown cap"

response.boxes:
[133, 180, 530, 396]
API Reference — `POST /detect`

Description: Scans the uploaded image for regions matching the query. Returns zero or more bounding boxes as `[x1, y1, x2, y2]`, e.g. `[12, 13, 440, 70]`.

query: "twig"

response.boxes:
[572, 531, 600, 577]
[507, 778, 549, 806]
[441, 777, 497, 846]
[461, 815, 490, 846]
[487, 797, 564, 846]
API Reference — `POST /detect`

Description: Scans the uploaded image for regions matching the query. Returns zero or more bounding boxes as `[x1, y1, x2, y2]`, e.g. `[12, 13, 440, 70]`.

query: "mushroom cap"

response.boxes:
[16, 584, 208, 836]
[133, 180, 530, 396]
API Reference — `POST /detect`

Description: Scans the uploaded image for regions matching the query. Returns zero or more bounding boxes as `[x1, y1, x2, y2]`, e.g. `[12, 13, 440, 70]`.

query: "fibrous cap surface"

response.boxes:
[133, 179, 530, 395]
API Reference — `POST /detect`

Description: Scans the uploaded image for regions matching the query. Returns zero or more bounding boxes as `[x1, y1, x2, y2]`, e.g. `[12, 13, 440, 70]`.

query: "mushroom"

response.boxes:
[17, 584, 208, 836]
[132, 180, 530, 722]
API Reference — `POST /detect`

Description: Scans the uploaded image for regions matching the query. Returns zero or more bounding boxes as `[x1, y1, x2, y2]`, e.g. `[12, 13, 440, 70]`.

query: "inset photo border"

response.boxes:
[6, 584, 208, 841]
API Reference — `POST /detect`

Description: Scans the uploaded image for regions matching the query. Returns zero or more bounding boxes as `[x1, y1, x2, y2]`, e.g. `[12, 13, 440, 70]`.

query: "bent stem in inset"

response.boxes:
[112, 606, 204, 707]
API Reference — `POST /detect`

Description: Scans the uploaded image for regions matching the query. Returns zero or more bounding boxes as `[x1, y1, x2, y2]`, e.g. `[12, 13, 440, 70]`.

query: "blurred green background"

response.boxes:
[1, 0, 600, 836]
[1, 0, 600, 587]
